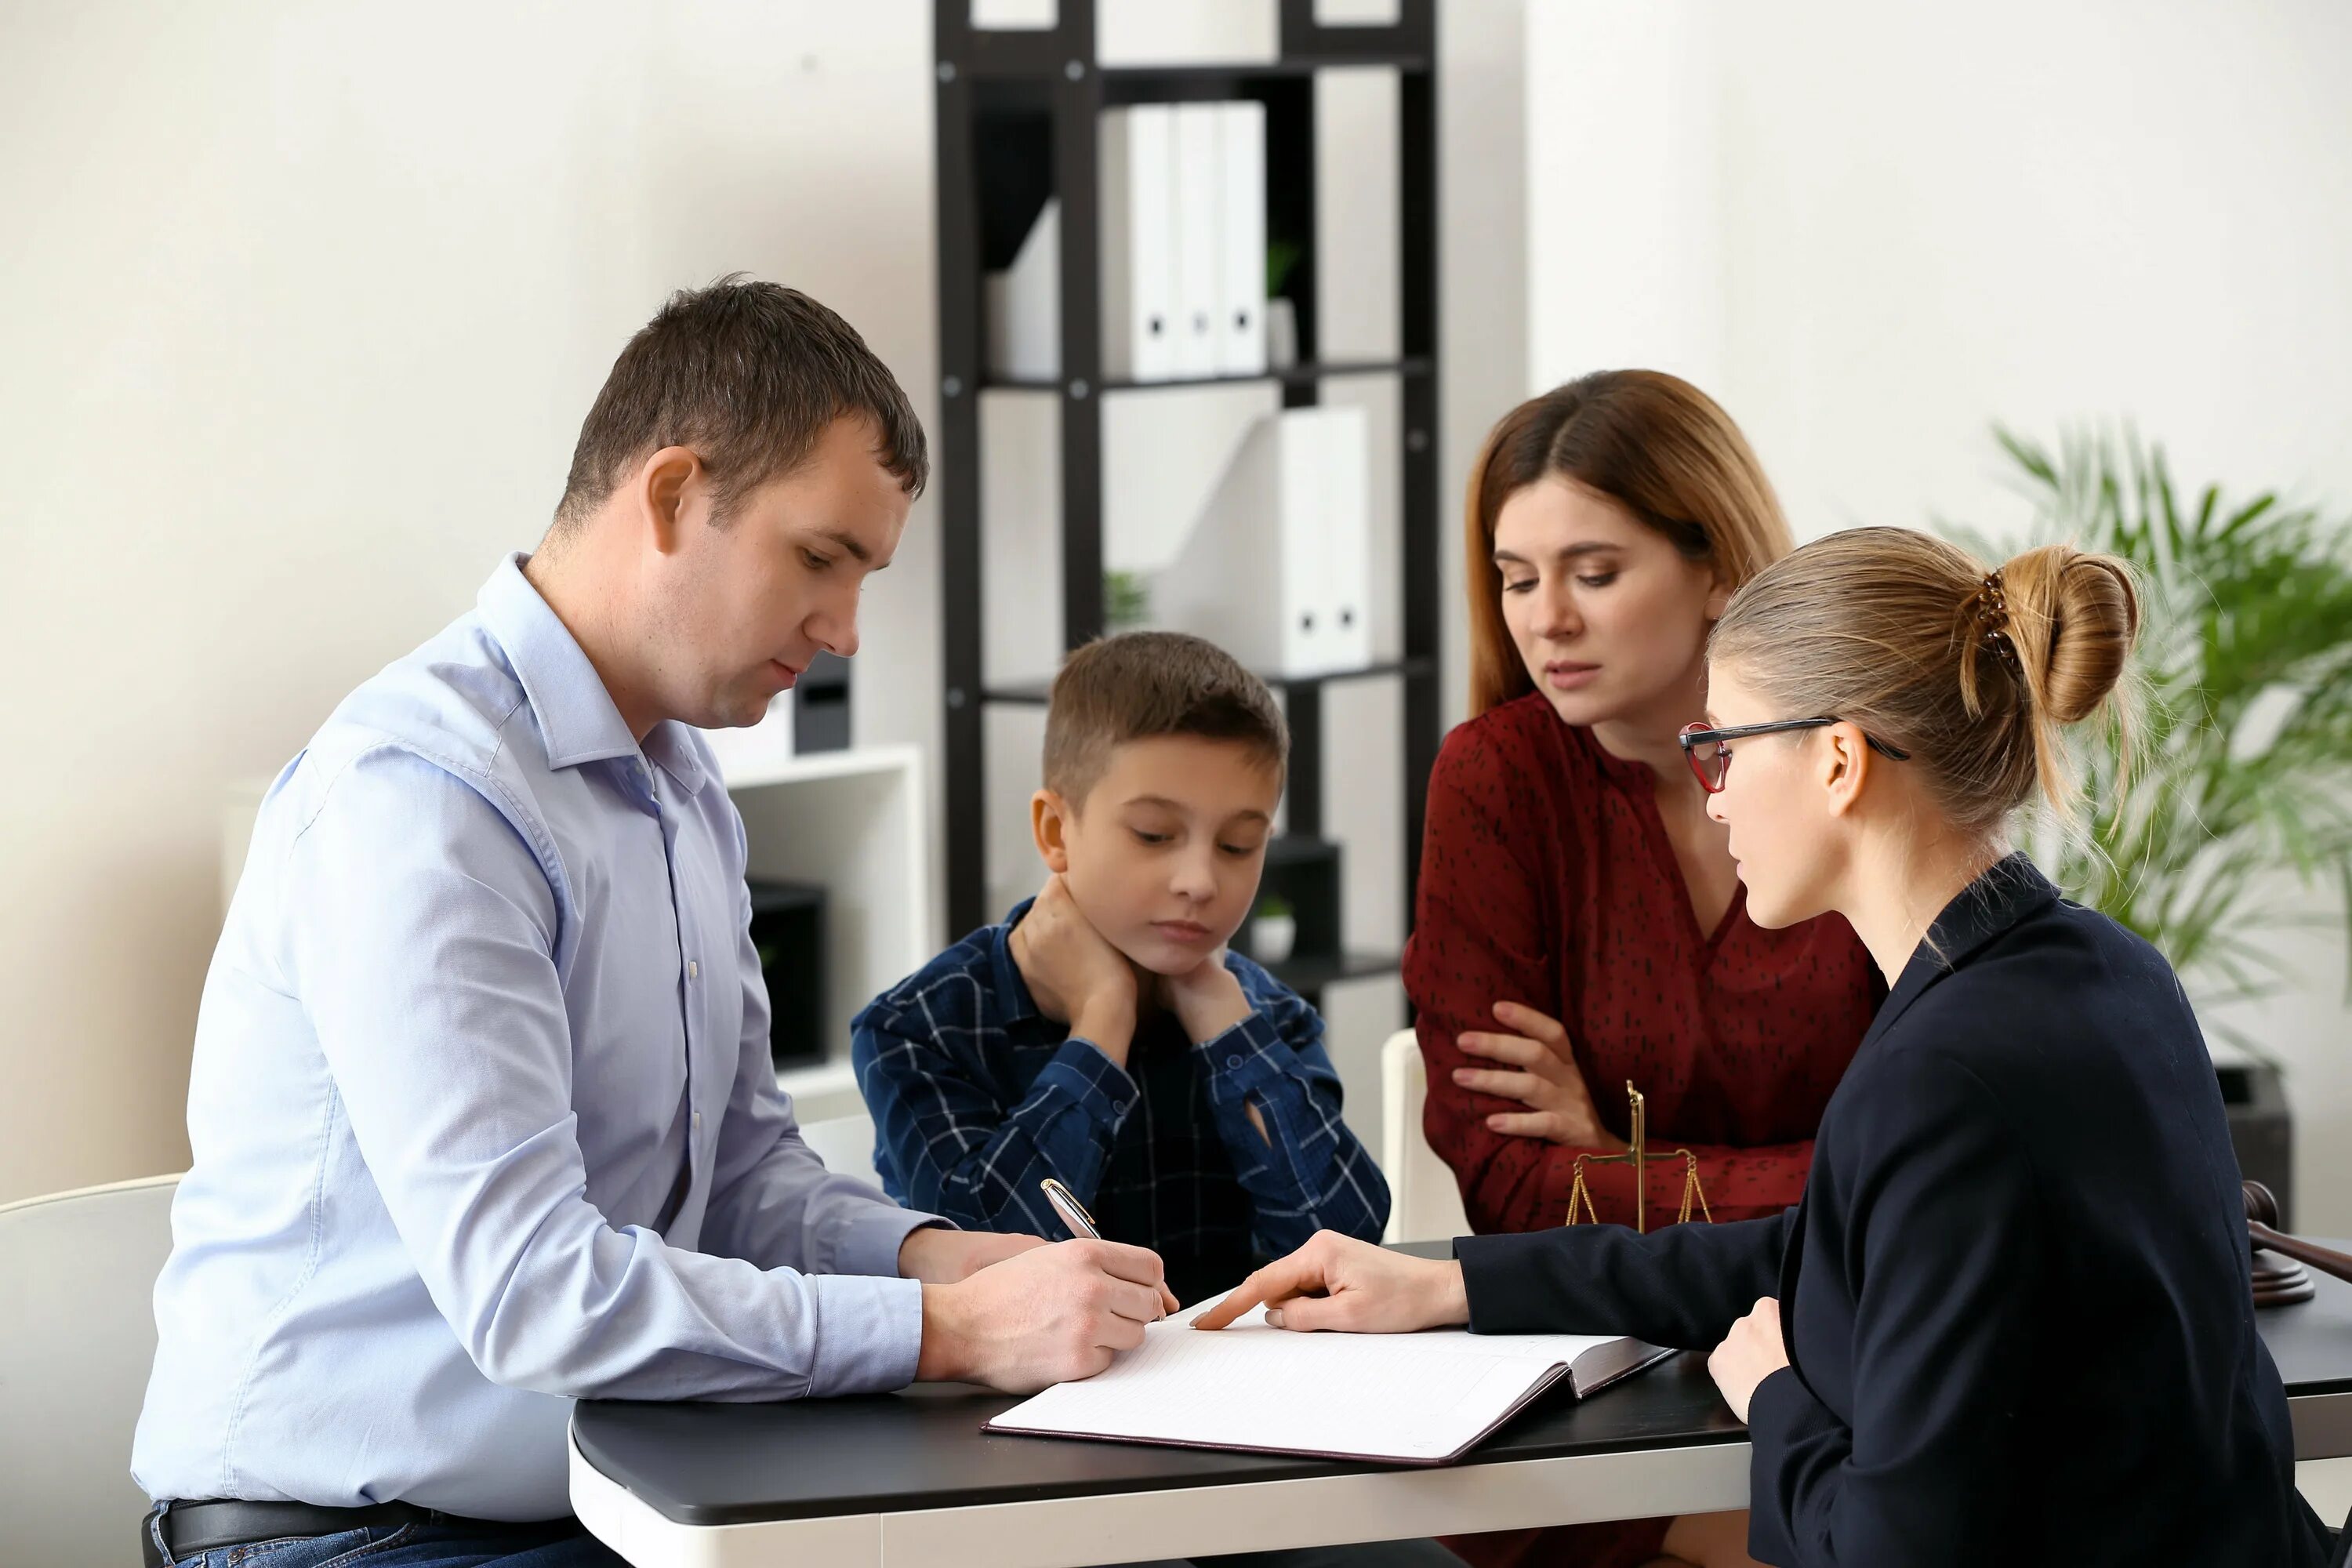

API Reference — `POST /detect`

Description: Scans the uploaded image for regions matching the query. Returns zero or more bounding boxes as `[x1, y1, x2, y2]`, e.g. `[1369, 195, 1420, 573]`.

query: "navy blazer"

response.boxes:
[1455, 856, 2330, 1567]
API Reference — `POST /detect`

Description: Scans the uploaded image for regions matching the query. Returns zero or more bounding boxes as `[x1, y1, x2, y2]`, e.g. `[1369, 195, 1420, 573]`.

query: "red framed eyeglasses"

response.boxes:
[1677, 718, 1910, 793]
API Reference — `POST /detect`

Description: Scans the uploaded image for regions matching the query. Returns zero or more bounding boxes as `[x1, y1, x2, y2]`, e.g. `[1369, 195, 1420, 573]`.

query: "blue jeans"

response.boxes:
[161, 1520, 622, 1568]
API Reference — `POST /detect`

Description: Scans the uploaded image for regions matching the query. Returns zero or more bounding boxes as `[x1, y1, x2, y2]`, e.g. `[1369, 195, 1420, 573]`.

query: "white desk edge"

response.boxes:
[568, 1428, 1749, 1568]
[568, 1392, 2352, 1568]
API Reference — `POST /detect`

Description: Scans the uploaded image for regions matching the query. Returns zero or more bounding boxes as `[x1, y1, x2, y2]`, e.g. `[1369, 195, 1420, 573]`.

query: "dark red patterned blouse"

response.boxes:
[1406, 692, 1878, 1233]
[1405, 693, 1880, 1568]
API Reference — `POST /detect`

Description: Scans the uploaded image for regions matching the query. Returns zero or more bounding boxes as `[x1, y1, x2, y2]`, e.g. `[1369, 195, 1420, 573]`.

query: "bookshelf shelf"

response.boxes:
[1264, 949, 1403, 993]
[934, 0, 1440, 1004]
[981, 656, 1433, 708]
[980, 355, 1433, 395]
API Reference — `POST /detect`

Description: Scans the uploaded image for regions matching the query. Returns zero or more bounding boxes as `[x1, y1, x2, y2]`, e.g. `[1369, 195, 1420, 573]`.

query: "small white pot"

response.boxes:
[1251, 913, 1297, 964]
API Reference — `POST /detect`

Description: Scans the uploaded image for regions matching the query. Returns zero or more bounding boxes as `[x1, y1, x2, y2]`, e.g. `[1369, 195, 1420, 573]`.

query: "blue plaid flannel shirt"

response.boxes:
[851, 898, 1389, 1303]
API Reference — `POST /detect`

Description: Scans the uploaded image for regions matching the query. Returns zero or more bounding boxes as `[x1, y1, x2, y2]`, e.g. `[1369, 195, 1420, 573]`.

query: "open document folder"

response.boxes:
[984, 1301, 1676, 1466]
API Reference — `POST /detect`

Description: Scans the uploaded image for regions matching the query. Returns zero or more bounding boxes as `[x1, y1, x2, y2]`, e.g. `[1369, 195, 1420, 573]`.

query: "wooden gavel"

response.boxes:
[2245, 1181, 2352, 1308]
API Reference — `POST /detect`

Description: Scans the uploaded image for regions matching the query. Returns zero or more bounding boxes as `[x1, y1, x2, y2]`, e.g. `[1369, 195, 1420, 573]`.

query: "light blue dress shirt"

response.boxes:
[132, 554, 940, 1520]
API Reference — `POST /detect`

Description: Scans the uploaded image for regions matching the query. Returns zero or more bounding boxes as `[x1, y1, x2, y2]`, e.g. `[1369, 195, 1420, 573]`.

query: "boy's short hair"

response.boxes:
[553, 274, 927, 530]
[1043, 633, 1288, 805]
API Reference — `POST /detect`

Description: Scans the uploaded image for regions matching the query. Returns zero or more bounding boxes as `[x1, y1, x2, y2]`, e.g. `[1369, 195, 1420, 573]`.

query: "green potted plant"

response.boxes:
[1942, 428, 2352, 1062]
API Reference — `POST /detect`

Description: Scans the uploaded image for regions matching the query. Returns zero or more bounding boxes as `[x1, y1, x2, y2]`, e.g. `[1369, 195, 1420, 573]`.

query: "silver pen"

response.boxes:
[1040, 1177, 1167, 1322]
[1040, 1176, 1101, 1241]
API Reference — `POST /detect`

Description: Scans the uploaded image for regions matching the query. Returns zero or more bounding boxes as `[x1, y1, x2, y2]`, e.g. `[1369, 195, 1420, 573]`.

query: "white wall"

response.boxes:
[0, 0, 1529, 1203]
[0, 1, 945, 1203]
[1527, 0, 2352, 1228]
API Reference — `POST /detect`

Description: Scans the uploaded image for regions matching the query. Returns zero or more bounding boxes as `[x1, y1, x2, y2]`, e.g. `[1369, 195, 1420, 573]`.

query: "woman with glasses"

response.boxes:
[1407, 373, 1877, 1568]
[1209, 528, 2330, 1568]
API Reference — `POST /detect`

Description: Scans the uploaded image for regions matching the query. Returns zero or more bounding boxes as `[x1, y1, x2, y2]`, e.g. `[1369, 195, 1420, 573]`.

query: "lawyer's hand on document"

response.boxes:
[1453, 1000, 1624, 1149]
[1192, 1231, 1468, 1334]
[918, 1236, 1184, 1392]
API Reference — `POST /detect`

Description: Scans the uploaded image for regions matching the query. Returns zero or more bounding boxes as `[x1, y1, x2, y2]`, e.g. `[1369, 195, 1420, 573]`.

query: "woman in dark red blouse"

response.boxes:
[1405, 372, 1879, 1568]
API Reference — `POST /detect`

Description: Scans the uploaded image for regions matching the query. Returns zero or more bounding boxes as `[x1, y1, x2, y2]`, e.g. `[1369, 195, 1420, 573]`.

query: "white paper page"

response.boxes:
[987, 1305, 1626, 1463]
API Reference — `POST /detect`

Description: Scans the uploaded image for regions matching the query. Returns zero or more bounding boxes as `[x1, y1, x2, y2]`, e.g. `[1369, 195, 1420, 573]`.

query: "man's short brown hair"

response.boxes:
[1043, 633, 1288, 805]
[553, 274, 927, 528]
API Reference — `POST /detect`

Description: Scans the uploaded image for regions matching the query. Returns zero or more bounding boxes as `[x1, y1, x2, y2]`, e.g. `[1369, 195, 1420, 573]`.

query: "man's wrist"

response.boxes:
[916, 1282, 973, 1382]
[897, 1224, 956, 1283]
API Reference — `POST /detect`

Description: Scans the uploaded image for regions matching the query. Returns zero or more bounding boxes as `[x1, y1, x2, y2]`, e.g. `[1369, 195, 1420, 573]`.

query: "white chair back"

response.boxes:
[0, 1173, 180, 1564]
[1380, 1028, 1470, 1243]
[799, 1111, 883, 1191]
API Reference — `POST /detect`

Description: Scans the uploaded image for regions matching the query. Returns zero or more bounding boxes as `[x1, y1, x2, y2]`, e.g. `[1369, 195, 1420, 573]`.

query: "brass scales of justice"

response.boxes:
[1565, 1081, 1714, 1232]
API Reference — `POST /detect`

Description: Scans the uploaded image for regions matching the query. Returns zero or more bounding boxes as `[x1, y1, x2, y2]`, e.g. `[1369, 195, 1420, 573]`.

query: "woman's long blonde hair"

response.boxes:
[1464, 371, 1794, 717]
[1709, 528, 2143, 833]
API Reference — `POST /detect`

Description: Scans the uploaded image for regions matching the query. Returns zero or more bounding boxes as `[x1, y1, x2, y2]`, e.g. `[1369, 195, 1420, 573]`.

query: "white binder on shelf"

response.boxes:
[1315, 403, 1373, 670]
[985, 198, 1060, 383]
[1151, 405, 1372, 678]
[1171, 103, 1225, 378]
[1100, 105, 1178, 383]
[1214, 100, 1268, 376]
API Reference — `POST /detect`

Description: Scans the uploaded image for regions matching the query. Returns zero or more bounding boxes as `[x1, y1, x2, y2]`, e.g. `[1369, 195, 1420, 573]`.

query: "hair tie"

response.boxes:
[1967, 570, 2024, 678]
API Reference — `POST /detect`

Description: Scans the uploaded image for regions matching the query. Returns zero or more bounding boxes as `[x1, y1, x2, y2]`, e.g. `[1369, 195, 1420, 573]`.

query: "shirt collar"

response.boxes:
[640, 721, 707, 793]
[989, 898, 1044, 1025]
[476, 553, 704, 792]
[1867, 852, 2060, 1044]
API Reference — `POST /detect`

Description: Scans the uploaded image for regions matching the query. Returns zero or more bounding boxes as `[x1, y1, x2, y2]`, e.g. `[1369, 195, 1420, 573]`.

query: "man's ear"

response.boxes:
[1821, 724, 1872, 818]
[1031, 788, 1074, 874]
[631, 445, 704, 556]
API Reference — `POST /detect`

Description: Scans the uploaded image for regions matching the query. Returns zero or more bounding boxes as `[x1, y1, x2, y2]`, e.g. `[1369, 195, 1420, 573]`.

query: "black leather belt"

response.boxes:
[142, 1499, 564, 1567]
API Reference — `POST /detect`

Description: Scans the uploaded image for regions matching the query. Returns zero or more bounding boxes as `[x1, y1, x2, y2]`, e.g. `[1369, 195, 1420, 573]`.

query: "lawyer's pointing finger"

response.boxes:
[1193, 1249, 1324, 1330]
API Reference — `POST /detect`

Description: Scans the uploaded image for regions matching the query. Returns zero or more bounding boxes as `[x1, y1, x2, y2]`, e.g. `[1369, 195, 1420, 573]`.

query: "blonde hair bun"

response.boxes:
[1709, 527, 2143, 836]
[1996, 544, 2142, 727]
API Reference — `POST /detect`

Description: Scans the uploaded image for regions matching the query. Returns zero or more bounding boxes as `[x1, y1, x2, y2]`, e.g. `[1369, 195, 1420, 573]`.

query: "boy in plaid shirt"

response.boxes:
[854, 632, 1388, 1306]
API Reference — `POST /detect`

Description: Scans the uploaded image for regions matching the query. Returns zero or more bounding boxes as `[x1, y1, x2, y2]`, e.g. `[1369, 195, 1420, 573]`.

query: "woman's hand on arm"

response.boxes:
[1706, 1297, 1790, 1422]
[1192, 1232, 1469, 1334]
[1454, 1001, 1624, 1149]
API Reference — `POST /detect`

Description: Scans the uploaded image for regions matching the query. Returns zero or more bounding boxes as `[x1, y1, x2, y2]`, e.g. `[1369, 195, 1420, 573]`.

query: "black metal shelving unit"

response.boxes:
[933, 0, 1440, 1004]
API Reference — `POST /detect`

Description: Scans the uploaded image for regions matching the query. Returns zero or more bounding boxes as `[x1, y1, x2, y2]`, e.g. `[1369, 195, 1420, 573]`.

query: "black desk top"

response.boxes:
[574, 1249, 2352, 1528]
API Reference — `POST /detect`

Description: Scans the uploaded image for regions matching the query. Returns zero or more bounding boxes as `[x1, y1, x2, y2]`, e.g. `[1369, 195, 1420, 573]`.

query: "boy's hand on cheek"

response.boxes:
[1161, 955, 1253, 1045]
[1011, 876, 1139, 1065]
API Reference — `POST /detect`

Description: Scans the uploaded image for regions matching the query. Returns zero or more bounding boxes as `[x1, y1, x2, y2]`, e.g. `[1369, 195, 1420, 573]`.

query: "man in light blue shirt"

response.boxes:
[133, 280, 1177, 1568]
